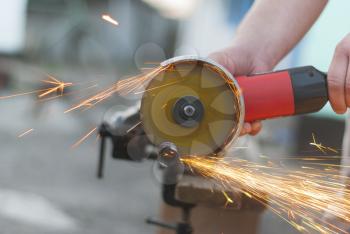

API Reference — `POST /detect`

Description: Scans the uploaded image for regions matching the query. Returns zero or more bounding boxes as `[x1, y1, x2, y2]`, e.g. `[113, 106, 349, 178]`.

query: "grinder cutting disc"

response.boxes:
[140, 56, 244, 156]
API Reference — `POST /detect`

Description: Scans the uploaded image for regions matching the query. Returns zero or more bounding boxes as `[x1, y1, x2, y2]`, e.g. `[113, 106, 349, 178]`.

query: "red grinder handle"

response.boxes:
[236, 66, 328, 122]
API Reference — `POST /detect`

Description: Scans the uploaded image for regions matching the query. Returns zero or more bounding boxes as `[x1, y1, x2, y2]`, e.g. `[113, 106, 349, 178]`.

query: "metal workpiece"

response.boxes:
[158, 141, 179, 159]
[158, 142, 185, 185]
[96, 107, 157, 179]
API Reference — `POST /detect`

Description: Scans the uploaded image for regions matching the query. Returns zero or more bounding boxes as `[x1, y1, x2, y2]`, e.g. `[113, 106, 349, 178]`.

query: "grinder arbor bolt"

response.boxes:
[140, 56, 328, 156]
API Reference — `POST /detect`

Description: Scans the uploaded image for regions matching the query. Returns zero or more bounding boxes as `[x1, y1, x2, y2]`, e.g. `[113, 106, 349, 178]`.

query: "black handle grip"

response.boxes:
[288, 66, 328, 115]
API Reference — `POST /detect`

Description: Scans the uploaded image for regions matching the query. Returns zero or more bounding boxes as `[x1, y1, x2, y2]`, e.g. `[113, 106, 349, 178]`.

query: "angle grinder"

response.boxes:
[140, 56, 328, 156]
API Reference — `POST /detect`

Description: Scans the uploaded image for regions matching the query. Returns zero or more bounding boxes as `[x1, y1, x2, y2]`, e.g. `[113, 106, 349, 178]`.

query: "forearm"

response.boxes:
[233, 0, 328, 68]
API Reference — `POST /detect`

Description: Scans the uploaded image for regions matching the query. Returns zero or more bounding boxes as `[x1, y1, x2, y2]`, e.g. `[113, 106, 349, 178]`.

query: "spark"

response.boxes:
[71, 127, 97, 148]
[65, 66, 169, 113]
[37, 84, 98, 103]
[310, 133, 338, 154]
[181, 155, 350, 233]
[133, 79, 184, 95]
[222, 191, 234, 207]
[127, 121, 142, 133]
[0, 90, 46, 100]
[38, 75, 73, 98]
[18, 128, 34, 138]
[0, 75, 73, 100]
[101, 14, 119, 26]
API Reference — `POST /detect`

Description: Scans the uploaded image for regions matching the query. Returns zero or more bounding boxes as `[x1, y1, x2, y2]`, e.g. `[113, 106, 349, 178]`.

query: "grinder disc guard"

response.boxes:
[140, 57, 244, 156]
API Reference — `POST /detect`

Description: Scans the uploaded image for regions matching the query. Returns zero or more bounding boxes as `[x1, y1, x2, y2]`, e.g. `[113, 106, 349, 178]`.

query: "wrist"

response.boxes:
[231, 36, 278, 71]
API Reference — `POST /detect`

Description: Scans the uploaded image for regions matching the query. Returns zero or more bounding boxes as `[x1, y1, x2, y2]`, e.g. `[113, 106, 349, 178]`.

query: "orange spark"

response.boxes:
[181, 155, 350, 233]
[65, 66, 169, 113]
[0, 90, 46, 100]
[133, 79, 184, 95]
[127, 121, 142, 133]
[101, 14, 119, 26]
[310, 133, 338, 154]
[37, 84, 98, 103]
[0, 75, 73, 101]
[71, 127, 97, 148]
[38, 75, 73, 98]
[222, 191, 234, 207]
[18, 128, 34, 138]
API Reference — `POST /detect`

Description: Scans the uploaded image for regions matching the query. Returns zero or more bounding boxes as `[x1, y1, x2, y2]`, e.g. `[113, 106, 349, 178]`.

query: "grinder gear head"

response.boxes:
[140, 56, 244, 156]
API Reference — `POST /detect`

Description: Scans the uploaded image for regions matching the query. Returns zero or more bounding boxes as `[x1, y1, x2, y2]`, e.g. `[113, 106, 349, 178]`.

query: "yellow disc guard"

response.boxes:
[140, 59, 242, 156]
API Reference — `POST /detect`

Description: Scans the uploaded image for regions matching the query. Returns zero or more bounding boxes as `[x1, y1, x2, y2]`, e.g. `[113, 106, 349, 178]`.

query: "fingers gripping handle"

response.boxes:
[236, 66, 328, 122]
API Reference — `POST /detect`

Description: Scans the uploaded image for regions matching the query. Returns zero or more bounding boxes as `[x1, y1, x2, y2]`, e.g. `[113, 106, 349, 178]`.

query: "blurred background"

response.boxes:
[0, 0, 348, 233]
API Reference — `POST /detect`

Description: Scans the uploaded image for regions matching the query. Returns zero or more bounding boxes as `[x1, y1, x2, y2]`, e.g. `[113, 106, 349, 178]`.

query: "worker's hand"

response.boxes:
[209, 46, 272, 136]
[328, 33, 350, 114]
